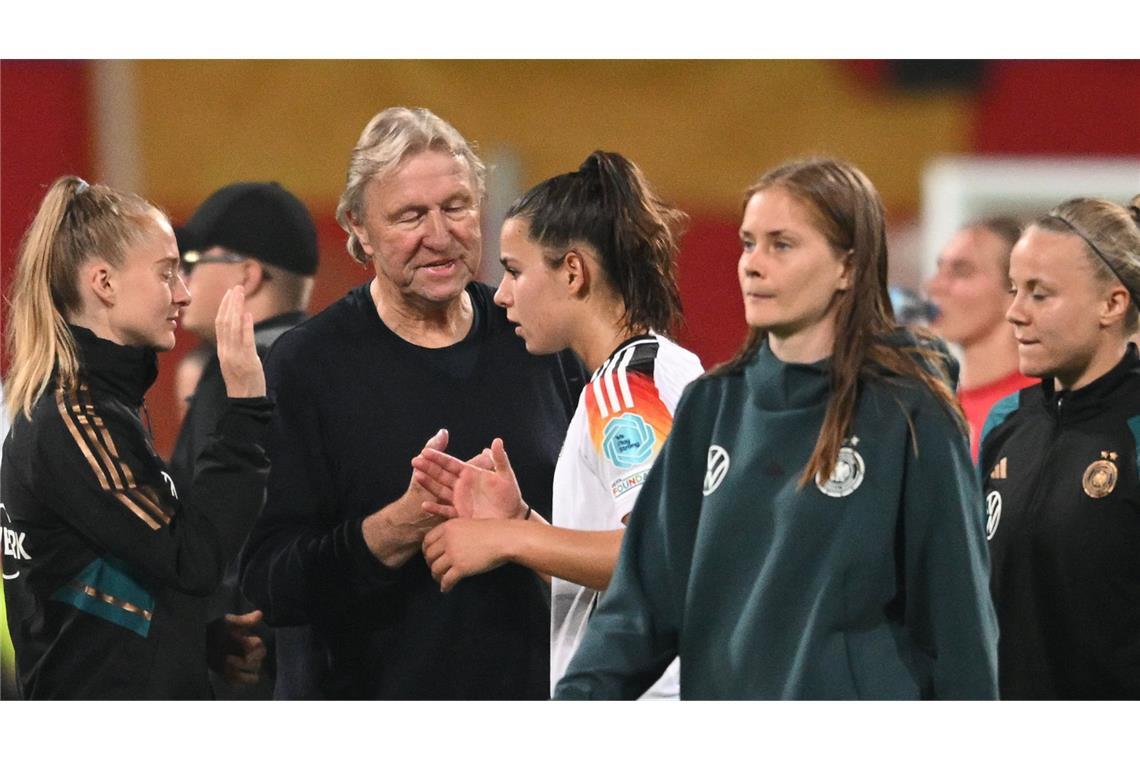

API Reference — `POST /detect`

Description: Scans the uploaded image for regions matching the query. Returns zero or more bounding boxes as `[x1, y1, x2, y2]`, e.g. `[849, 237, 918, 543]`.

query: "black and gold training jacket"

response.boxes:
[980, 343, 1140, 699]
[1, 325, 271, 699]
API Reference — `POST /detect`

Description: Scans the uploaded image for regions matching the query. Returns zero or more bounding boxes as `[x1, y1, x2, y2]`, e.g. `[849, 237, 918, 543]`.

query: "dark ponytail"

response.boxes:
[505, 150, 687, 335]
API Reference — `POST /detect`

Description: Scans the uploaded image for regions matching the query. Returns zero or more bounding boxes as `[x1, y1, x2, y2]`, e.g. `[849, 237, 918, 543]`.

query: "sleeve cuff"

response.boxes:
[217, 396, 274, 446]
[346, 515, 404, 588]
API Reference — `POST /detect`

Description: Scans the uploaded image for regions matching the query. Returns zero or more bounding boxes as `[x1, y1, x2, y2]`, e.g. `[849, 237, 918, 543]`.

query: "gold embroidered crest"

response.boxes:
[1082, 451, 1118, 499]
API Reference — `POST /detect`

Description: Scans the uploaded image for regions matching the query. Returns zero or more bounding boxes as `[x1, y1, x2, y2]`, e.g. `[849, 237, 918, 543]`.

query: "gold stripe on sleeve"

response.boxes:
[113, 493, 162, 530]
[58, 388, 169, 530]
[80, 385, 140, 488]
[71, 581, 154, 621]
[56, 390, 112, 491]
[132, 487, 172, 525]
[72, 387, 128, 490]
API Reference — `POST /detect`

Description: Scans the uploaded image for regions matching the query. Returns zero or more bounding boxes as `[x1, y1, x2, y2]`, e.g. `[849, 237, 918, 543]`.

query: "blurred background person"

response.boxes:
[174, 345, 211, 425]
[980, 196, 1140, 699]
[926, 217, 1035, 459]
[171, 181, 319, 699]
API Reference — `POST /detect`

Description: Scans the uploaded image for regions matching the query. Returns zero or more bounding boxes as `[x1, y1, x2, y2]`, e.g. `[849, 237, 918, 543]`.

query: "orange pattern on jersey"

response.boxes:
[585, 370, 674, 459]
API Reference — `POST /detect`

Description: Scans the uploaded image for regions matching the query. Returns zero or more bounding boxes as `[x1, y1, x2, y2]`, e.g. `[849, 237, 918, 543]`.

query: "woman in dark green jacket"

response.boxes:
[555, 157, 999, 699]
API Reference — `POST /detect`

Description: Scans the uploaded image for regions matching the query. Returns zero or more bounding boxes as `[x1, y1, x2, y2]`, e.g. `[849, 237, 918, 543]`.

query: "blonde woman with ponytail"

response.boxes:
[553, 157, 999, 699]
[1, 177, 271, 698]
[980, 195, 1140, 699]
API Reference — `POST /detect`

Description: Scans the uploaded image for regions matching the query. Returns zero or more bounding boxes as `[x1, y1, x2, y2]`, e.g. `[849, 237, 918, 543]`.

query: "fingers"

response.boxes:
[242, 310, 255, 350]
[467, 449, 494, 470]
[225, 609, 264, 629]
[214, 287, 233, 359]
[440, 568, 462, 593]
[222, 631, 266, 685]
[426, 550, 450, 586]
[411, 458, 457, 498]
[422, 525, 442, 559]
[422, 524, 462, 592]
[217, 285, 266, 398]
[215, 285, 244, 348]
[224, 654, 262, 685]
[422, 501, 458, 520]
[418, 447, 467, 478]
[411, 470, 453, 503]
[240, 637, 266, 660]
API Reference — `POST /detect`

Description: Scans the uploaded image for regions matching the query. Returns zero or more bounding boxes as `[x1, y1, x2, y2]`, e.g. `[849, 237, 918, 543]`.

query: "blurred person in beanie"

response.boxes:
[926, 217, 1035, 459]
[239, 107, 582, 699]
[171, 181, 318, 699]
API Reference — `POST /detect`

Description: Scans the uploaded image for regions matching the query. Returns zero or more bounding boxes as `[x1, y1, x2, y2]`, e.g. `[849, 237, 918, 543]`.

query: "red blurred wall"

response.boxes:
[1, 61, 93, 376]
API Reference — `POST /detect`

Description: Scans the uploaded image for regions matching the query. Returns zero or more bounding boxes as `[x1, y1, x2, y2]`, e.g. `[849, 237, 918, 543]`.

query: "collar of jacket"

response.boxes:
[67, 324, 159, 407]
[745, 339, 831, 411]
[1040, 342, 1140, 424]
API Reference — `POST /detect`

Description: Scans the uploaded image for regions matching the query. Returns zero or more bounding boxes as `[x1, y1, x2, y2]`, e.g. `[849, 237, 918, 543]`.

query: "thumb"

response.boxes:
[225, 609, 264, 628]
[425, 428, 449, 452]
[491, 438, 513, 476]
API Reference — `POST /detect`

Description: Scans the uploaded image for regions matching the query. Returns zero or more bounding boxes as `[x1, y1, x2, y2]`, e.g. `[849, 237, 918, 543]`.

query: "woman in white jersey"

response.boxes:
[412, 151, 703, 698]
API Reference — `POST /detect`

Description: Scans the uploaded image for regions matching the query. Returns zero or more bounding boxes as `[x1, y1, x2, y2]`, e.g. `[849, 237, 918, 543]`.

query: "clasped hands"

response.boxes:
[411, 435, 531, 592]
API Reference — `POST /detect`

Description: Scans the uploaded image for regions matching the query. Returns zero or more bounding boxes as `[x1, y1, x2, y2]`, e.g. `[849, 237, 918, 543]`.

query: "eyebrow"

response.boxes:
[739, 228, 795, 239]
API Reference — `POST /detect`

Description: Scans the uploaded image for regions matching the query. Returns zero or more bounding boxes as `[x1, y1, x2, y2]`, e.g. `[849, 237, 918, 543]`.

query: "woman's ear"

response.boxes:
[836, 249, 855, 292]
[564, 249, 591, 297]
[83, 259, 118, 307]
[1099, 282, 1132, 328]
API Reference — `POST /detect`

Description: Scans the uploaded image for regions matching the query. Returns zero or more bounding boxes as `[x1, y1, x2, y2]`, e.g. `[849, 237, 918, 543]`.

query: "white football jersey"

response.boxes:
[550, 334, 703, 698]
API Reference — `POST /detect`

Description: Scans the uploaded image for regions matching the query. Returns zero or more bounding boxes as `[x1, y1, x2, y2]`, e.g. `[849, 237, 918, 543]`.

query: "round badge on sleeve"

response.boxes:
[816, 445, 865, 498]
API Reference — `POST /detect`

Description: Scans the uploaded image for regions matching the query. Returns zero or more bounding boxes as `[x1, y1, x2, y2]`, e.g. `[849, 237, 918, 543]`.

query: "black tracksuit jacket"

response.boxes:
[980, 344, 1140, 699]
[1, 326, 271, 699]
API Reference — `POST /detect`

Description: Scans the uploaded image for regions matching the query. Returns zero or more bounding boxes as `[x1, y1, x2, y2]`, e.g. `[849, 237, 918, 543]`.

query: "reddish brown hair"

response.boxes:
[714, 157, 965, 488]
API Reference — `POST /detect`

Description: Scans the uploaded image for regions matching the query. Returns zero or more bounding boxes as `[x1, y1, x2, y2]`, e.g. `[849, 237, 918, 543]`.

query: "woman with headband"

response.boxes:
[980, 195, 1140, 699]
[553, 157, 998, 699]
[1, 177, 270, 698]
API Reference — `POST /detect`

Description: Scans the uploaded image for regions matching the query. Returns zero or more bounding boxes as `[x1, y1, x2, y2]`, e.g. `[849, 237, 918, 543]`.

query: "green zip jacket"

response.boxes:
[555, 340, 998, 699]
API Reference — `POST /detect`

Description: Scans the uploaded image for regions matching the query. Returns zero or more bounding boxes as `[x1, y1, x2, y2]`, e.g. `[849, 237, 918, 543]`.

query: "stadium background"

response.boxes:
[2, 59, 1137, 696]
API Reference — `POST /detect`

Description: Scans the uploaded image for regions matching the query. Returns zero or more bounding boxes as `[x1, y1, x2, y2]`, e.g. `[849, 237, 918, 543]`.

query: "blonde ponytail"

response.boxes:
[4, 176, 158, 422]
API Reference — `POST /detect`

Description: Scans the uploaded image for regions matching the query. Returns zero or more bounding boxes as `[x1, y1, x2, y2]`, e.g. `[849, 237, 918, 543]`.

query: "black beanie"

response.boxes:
[176, 182, 319, 275]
